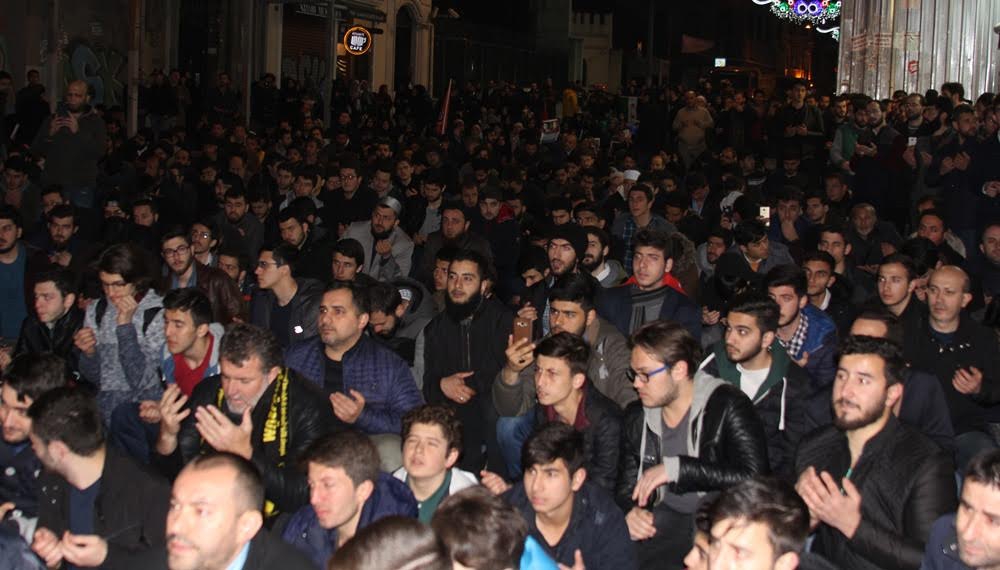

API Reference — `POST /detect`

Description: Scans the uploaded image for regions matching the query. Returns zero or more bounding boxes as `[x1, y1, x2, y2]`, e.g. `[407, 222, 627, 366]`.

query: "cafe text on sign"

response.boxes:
[344, 26, 373, 56]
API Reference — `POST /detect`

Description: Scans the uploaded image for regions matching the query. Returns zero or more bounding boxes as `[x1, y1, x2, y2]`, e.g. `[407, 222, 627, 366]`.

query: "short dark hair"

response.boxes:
[219, 323, 283, 373]
[548, 273, 597, 313]
[534, 332, 590, 378]
[918, 208, 947, 230]
[628, 184, 654, 203]
[402, 404, 463, 453]
[261, 242, 300, 272]
[432, 486, 527, 570]
[302, 431, 380, 488]
[367, 281, 402, 316]
[633, 228, 678, 259]
[96, 243, 158, 296]
[839, 335, 906, 386]
[522, 422, 586, 475]
[518, 246, 549, 275]
[325, 280, 372, 315]
[727, 292, 780, 334]
[734, 219, 768, 246]
[764, 264, 808, 298]
[852, 307, 904, 345]
[34, 268, 78, 298]
[159, 225, 192, 247]
[630, 320, 702, 378]
[334, 238, 365, 268]
[801, 250, 835, 273]
[47, 204, 77, 225]
[450, 249, 490, 282]
[328, 517, 449, 570]
[0, 206, 23, 230]
[818, 223, 850, 244]
[3, 353, 70, 403]
[879, 253, 918, 281]
[163, 288, 214, 327]
[183, 453, 265, 514]
[706, 476, 809, 558]
[28, 387, 105, 455]
[584, 226, 611, 251]
[707, 226, 733, 247]
[900, 237, 939, 276]
[277, 207, 309, 226]
[965, 450, 1000, 490]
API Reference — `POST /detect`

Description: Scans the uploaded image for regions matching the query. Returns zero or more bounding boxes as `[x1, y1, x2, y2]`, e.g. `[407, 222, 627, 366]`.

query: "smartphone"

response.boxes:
[907, 136, 917, 147]
[759, 206, 771, 227]
[56, 101, 70, 117]
[512, 317, 533, 345]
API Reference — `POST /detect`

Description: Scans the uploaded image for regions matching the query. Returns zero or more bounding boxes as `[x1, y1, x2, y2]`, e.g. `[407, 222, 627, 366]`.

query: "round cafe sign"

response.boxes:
[343, 26, 373, 56]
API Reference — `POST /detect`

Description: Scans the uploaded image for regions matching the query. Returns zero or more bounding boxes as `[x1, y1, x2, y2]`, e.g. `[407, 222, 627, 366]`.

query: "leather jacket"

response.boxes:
[14, 305, 84, 372]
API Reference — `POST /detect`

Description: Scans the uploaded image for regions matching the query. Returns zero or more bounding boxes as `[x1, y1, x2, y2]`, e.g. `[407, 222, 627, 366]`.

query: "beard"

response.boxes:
[371, 225, 393, 241]
[580, 251, 604, 272]
[726, 342, 763, 365]
[0, 240, 17, 255]
[833, 396, 885, 430]
[445, 289, 483, 322]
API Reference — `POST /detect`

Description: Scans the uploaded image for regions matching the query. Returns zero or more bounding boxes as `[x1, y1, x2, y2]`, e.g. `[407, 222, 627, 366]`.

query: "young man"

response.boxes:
[0, 206, 52, 342]
[160, 226, 243, 324]
[802, 250, 855, 336]
[215, 188, 264, 263]
[281, 431, 417, 567]
[620, 321, 767, 569]
[502, 423, 636, 569]
[520, 223, 588, 338]
[582, 226, 626, 288]
[344, 197, 414, 281]
[248, 243, 322, 348]
[611, 185, 675, 274]
[699, 292, 809, 477]
[189, 220, 219, 267]
[877, 253, 927, 348]
[418, 200, 493, 285]
[817, 223, 873, 303]
[277, 207, 334, 283]
[392, 404, 478, 523]
[29, 387, 169, 569]
[794, 336, 957, 570]
[491, 332, 622, 491]
[715, 219, 795, 285]
[598, 228, 701, 339]
[331, 238, 365, 282]
[366, 279, 437, 377]
[12, 269, 83, 371]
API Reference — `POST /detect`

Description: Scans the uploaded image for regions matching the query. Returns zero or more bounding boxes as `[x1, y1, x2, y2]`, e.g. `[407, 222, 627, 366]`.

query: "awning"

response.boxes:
[267, 0, 387, 23]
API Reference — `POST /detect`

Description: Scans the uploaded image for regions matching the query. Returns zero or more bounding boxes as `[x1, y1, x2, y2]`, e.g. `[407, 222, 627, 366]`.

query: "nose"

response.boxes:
[959, 513, 981, 543]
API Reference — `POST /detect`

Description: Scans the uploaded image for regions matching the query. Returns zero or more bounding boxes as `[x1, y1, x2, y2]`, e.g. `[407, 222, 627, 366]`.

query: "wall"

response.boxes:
[571, 11, 620, 90]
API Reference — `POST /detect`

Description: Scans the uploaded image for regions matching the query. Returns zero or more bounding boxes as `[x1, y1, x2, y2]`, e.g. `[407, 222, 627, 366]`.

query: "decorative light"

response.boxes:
[752, 0, 841, 26]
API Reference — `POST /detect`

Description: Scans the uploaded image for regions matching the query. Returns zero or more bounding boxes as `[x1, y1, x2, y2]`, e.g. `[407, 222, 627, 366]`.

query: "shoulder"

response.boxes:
[248, 530, 318, 569]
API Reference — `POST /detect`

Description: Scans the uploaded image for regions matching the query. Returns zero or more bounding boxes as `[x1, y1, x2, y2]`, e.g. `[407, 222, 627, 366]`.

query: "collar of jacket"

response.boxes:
[710, 338, 790, 403]
[622, 272, 686, 296]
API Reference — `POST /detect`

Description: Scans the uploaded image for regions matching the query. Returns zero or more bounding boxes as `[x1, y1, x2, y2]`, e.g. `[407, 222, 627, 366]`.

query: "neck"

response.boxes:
[660, 380, 694, 428]
[930, 314, 960, 334]
[182, 334, 212, 369]
[740, 348, 773, 372]
[535, 497, 574, 545]
[194, 251, 211, 265]
[846, 414, 889, 465]
[336, 506, 363, 547]
[834, 259, 847, 274]
[590, 261, 608, 278]
[342, 187, 357, 199]
[323, 334, 361, 362]
[176, 263, 196, 287]
[0, 243, 19, 264]
[808, 289, 826, 308]
[886, 295, 910, 317]
[66, 446, 106, 490]
[272, 279, 298, 306]
[634, 212, 652, 227]
[776, 312, 802, 342]
[428, 196, 442, 208]
[908, 116, 923, 128]
[553, 390, 584, 425]
[408, 471, 448, 502]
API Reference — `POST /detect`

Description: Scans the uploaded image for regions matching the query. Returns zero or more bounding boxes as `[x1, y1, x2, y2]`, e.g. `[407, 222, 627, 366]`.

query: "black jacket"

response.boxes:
[597, 281, 702, 339]
[37, 445, 170, 570]
[14, 305, 84, 372]
[155, 370, 333, 517]
[248, 278, 323, 347]
[138, 527, 317, 570]
[616, 373, 769, 510]
[794, 415, 957, 570]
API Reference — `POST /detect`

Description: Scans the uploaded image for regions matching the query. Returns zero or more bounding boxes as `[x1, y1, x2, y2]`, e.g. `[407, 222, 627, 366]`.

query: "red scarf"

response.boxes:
[622, 273, 687, 296]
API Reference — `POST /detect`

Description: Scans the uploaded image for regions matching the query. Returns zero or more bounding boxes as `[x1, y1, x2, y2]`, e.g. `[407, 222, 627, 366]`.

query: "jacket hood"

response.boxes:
[642, 369, 726, 440]
[704, 338, 791, 431]
[623, 272, 687, 296]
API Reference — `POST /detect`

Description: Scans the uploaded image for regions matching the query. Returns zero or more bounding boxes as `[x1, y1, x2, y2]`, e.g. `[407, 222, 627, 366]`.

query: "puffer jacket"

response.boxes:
[920, 514, 968, 570]
[14, 304, 83, 372]
[794, 415, 957, 570]
[699, 339, 810, 479]
[616, 371, 769, 510]
[786, 304, 839, 392]
[248, 277, 323, 345]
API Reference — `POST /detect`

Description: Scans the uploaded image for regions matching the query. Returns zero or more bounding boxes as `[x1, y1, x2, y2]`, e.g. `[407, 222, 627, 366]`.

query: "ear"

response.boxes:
[444, 448, 460, 470]
[761, 330, 776, 349]
[774, 552, 799, 570]
[356, 479, 375, 505]
[845, 243, 853, 256]
[584, 309, 597, 328]
[961, 292, 973, 308]
[571, 467, 587, 492]
[63, 293, 77, 312]
[235, 510, 263, 544]
[671, 360, 690, 382]
[358, 312, 370, 329]
[827, 273, 837, 287]
[798, 295, 809, 310]
[886, 382, 904, 410]
[571, 372, 586, 391]
[196, 322, 211, 338]
[664, 258, 674, 275]
[265, 366, 281, 385]
[394, 303, 408, 318]
[463, 221, 470, 233]
[906, 279, 917, 294]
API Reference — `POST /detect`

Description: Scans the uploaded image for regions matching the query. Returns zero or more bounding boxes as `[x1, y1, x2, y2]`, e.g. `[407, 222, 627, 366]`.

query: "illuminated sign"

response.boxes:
[343, 26, 372, 56]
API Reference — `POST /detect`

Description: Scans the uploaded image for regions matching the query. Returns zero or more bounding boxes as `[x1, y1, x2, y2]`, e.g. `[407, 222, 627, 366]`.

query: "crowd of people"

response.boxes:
[0, 65, 998, 570]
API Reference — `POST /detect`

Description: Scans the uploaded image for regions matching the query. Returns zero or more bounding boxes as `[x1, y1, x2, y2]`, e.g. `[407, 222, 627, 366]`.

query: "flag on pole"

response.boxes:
[436, 79, 453, 136]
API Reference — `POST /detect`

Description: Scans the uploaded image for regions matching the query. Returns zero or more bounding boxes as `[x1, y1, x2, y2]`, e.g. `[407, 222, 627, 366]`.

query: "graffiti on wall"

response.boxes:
[281, 54, 328, 90]
[64, 40, 125, 107]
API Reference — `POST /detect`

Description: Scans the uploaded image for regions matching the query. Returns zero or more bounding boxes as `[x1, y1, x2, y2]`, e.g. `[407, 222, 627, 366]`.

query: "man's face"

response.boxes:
[825, 178, 848, 202]
[372, 171, 391, 194]
[633, 246, 669, 290]
[162, 237, 194, 276]
[441, 210, 467, 240]
[34, 281, 71, 325]
[708, 519, 785, 570]
[164, 308, 203, 355]
[254, 251, 283, 290]
[834, 99, 848, 119]
[3, 169, 27, 191]
[293, 177, 316, 198]
[582, 235, 606, 271]
[133, 205, 157, 227]
[767, 285, 806, 328]
[724, 312, 768, 365]
[368, 309, 400, 338]
[982, 226, 1000, 265]
[549, 300, 590, 337]
[41, 192, 65, 215]
[790, 85, 806, 104]
[461, 186, 479, 208]
[917, 215, 946, 245]
[318, 289, 366, 350]
[332, 253, 360, 282]
[0, 218, 21, 253]
[630, 346, 680, 408]
[742, 235, 770, 262]
[547, 239, 577, 277]
[65, 83, 87, 112]
[665, 206, 685, 225]
[224, 197, 248, 224]
[523, 458, 582, 517]
[804, 197, 827, 223]
[480, 198, 501, 221]
[955, 112, 980, 138]
[402, 422, 457, 482]
[777, 199, 801, 222]
[817, 232, 849, 264]
[782, 159, 800, 175]
[432, 259, 450, 291]
[99, 271, 135, 303]
[628, 191, 652, 218]
[852, 108, 868, 127]
[833, 353, 895, 430]
[421, 182, 442, 202]
[277, 170, 294, 191]
[927, 270, 972, 325]
[279, 218, 308, 248]
[521, 268, 546, 289]
[551, 209, 572, 226]
[447, 260, 484, 305]
[956, 480, 1000, 569]
[706, 236, 727, 265]
[340, 169, 362, 193]
[371, 206, 397, 237]
[0, 385, 33, 444]
[866, 102, 883, 126]
[877, 263, 915, 309]
[684, 531, 710, 570]
[48, 215, 76, 248]
[904, 97, 923, 120]
[575, 210, 601, 228]
[219, 355, 275, 415]
[190, 224, 215, 255]
[250, 200, 270, 222]
[803, 260, 834, 297]
[534, 354, 581, 408]
[217, 255, 242, 283]
[308, 463, 368, 531]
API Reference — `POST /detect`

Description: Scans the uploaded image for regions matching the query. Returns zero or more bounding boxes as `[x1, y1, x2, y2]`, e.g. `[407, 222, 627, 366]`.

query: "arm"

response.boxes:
[615, 406, 643, 511]
[830, 128, 847, 166]
[492, 366, 535, 417]
[115, 324, 153, 391]
[356, 360, 423, 435]
[598, 333, 639, 409]
[411, 330, 425, 391]
[590, 413, 622, 493]
[394, 237, 413, 277]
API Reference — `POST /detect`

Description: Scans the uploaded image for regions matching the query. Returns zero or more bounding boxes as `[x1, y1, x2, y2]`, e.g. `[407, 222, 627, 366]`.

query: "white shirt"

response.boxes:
[736, 364, 769, 401]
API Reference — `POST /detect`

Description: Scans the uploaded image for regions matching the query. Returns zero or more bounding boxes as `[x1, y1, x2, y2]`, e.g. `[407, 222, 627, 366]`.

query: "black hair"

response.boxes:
[584, 226, 611, 251]
[334, 238, 366, 268]
[432, 487, 527, 570]
[801, 250, 836, 273]
[840, 335, 906, 386]
[160, 225, 192, 247]
[302, 431, 380, 488]
[727, 292, 780, 334]
[764, 264, 808, 298]
[630, 320, 702, 377]
[28, 387, 105, 455]
[34, 268, 78, 298]
[734, 219, 767, 246]
[3, 353, 70, 403]
[261, 242, 301, 272]
[879, 253, 918, 281]
[0, 205, 24, 230]
[163, 287, 214, 327]
[96, 243, 158, 296]
[707, 225, 734, 247]
[851, 306, 904, 345]
[367, 281, 402, 316]
[965, 450, 1000, 490]
[548, 273, 597, 313]
[533, 332, 591, 378]
[521, 422, 586, 475]
[450, 249, 492, 282]
[633, 228, 679, 259]
[706, 477, 809, 558]
[325, 280, 373, 315]
[518, 246, 549, 275]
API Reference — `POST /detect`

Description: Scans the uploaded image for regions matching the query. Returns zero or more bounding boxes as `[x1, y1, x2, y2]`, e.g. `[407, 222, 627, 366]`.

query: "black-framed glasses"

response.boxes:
[626, 364, 670, 384]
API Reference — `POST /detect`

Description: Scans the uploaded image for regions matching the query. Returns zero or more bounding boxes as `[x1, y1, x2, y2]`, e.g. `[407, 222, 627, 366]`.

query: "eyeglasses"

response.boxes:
[162, 244, 190, 258]
[190, 231, 211, 240]
[341, 174, 358, 180]
[626, 364, 670, 384]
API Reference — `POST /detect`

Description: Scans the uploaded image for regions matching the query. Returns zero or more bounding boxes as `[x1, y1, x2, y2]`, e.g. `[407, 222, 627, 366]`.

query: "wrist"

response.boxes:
[156, 434, 178, 455]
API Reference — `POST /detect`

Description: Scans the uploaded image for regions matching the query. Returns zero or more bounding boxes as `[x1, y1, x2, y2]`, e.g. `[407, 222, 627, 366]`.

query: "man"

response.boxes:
[422, 249, 512, 474]
[248, 243, 322, 348]
[12, 269, 83, 371]
[189, 220, 219, 267]
[160, 227, 243, 325]
[699, 292, 809, 477]
[520, 223, 588, 338]
[154, 323, 330, 519]
[321, 157, 377, 231]
[366, 279, 436, 371]
[851, 100, 905, 227]
[696, 226, 732, 285]
[611, 185, 675, 274]
[30, 80, 106, 208]
[0, 206, 51, 342]
[403, 169, 445, 242]
[598, 228, 702, 339]
[765, 264, 838, 393]
[75, 243, 165, 423]
[32, 204, 99, 278]
[922, 450, 1000, 570]
[2, 156, 41, 233]
[29, 387, 170, 569]
[344, 197, 414, 281]
[830, 100, 868, 175]
[848, 203, 903, 270]
[673, 90, 714, 168]
[215, 189, 264, 263]
[331, 238, 365, 282]
[281, 431, 417, 567]
[474, 186, 520, 301]
[794, 336, 957, 570]
[802, 250, 855, 335]
[0, 354, 70, 527]
[907, 266, 1000, 470]
[917, 209, 967, 265]
[392, 405, 479, 523]
[582, 226, 626, 288]
[502, 423, 636, 569]
[491, 332, 623, 490]
[144, 453, 316, 570]
[277, 207, 334, 283]
[619, 320, 768, 569]
[927, 105, 987, 255]
[877, 253, 928, 345]
[284, 281, 422, 469]
[418, 200, 493, 286]
[779, 82, 825, 165]
[716, 219, 795, 287]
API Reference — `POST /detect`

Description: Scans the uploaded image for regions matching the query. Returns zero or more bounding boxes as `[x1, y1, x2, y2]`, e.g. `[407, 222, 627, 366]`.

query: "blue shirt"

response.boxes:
[0, 243, 27, 339]
[225, 542, 250, 570]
